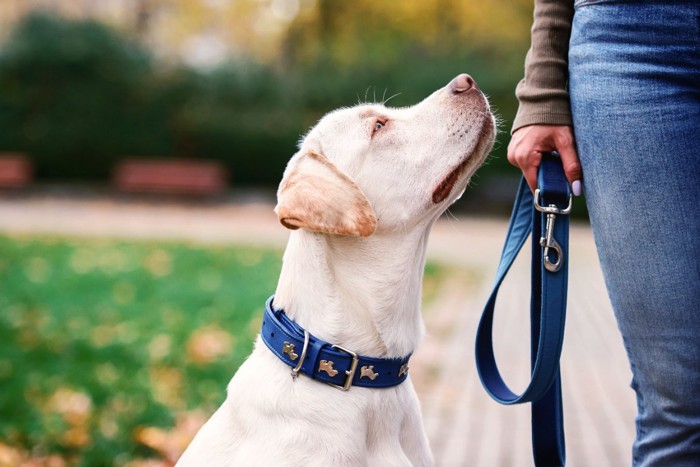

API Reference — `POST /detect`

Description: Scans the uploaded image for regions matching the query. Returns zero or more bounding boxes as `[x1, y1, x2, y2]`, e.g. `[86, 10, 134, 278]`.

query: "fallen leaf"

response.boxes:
[186, 326, 232, 365]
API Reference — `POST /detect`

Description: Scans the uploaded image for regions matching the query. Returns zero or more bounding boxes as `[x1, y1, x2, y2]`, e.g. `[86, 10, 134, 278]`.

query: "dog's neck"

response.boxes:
[273, 226, 432, 359]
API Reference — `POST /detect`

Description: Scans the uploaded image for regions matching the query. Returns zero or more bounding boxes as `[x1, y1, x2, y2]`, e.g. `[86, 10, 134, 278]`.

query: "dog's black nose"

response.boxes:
[451, 74, 475, 93]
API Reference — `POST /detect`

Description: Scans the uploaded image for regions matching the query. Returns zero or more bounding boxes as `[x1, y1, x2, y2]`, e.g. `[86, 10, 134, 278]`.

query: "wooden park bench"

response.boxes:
[0, 153, 33, 188]
[112, 158, 228, 196]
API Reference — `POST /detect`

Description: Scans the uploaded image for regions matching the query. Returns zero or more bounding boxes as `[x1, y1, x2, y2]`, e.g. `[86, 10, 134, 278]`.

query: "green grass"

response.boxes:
[0, 235, 282, 465]
[0, 234, 448, 465]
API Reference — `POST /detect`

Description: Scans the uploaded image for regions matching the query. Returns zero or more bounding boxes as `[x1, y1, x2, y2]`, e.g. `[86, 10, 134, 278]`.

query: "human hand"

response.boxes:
[507, 125, 583, 196]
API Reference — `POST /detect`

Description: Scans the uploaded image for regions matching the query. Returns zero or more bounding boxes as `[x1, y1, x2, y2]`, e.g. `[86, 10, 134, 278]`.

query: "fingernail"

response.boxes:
[572, 180, 582, 197]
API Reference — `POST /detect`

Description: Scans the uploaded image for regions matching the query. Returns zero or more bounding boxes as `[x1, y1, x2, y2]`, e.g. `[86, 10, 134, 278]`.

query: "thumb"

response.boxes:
[554, 132, 583, 196]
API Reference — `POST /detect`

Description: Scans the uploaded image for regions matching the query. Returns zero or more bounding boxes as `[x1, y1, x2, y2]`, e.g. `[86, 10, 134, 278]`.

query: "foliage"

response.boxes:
[176, 60, 303, 186]
[0, 13, 153, 179]
[0, 6, 534, 190]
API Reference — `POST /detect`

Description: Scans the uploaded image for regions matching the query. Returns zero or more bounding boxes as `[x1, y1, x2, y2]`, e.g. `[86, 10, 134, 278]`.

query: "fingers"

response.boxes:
[521, 151, 541, 193]
[508, 125, 583, 196]
[508, 127, 544, 193]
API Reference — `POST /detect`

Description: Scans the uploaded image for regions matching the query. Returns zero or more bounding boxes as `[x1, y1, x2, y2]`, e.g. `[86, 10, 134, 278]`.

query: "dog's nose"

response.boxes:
[451, 74, 475, 93]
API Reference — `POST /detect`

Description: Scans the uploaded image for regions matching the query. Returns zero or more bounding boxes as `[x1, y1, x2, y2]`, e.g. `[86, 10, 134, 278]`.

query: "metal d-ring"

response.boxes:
[290, 330, 310, 380]
[534, 189, 572, 215]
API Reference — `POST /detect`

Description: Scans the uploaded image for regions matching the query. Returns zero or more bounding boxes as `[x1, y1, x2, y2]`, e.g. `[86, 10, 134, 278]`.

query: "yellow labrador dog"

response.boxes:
[177, 74, 495, 466]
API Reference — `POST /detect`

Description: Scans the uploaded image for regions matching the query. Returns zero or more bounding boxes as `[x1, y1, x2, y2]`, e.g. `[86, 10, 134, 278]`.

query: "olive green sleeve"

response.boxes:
[511, 0, 575, 133]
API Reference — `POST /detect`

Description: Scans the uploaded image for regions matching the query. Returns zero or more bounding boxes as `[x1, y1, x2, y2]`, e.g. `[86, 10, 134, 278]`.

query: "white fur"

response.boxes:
[177, 76, 495, 466]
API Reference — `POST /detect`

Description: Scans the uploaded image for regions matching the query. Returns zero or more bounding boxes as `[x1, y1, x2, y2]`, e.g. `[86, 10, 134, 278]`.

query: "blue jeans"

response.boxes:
[569, 1, 700, 465]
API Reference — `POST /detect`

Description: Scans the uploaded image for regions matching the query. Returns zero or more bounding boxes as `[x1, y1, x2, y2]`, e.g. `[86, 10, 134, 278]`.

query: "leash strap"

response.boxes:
[261, 296, 411, 390]
[475, 152, 570, 466]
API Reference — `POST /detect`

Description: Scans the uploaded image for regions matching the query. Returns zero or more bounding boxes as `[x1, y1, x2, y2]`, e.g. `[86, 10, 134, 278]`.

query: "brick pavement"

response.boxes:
[0, 191, 636, 466]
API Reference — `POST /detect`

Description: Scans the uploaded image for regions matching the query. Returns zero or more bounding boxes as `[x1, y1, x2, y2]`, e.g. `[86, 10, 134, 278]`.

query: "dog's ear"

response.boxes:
[275, 151, 377, 237]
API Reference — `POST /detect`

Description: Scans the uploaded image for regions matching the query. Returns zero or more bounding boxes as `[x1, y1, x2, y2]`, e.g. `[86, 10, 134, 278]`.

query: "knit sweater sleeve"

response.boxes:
[511, 0, 575, 133]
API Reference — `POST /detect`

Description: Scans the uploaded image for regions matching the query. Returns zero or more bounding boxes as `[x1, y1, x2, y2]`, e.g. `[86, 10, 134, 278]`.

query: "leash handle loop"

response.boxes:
[475, 152, 570, 466]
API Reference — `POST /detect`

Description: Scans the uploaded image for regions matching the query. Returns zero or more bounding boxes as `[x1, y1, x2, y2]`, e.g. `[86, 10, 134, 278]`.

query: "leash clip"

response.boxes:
[534, 190, 572, 273]
[541, 211, 563, 272]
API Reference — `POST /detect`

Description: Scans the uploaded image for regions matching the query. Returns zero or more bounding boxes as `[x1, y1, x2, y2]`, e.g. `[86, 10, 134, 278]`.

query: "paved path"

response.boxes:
[0, 191, 635, 466]
[417, 221, 635, 466]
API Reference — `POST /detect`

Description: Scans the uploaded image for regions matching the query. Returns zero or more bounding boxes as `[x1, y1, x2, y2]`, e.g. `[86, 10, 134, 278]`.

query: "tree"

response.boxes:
[0, 13, 152, 178]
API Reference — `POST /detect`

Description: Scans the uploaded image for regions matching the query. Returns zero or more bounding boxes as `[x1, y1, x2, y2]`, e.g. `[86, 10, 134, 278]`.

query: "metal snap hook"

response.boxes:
[534, 189, 570, 273]
[539, 211, 564, 272]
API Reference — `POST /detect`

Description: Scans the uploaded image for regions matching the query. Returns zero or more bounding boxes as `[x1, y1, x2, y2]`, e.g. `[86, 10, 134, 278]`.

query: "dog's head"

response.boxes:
[275, 74, 496, 236]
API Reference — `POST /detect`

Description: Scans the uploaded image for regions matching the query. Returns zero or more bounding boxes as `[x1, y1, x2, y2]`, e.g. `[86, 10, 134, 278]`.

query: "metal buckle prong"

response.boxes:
[328, 345, 359, 391]
[290, 330, 310, 380]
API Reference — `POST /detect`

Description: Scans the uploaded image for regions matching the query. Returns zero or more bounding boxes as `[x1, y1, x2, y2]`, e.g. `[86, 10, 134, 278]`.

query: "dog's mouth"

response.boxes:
[432, 116, 495, 204]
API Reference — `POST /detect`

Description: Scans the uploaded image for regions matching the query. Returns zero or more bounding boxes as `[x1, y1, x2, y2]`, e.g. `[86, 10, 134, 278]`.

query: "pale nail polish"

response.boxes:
[572, 180, 582, 197]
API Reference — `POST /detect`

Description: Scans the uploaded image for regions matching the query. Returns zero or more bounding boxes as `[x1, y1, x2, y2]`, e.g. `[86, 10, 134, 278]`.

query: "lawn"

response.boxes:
[0, 234, 445, 466]
[0, 235, 283, 465]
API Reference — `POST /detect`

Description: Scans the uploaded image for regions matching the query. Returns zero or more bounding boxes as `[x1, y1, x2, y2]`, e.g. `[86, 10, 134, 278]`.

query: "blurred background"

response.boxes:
[1, 2, 632, 467]
[0, 0, 539, 206]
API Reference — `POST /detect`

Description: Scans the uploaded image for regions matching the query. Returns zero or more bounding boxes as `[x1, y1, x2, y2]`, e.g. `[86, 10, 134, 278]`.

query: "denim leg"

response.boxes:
[569, 2, 700, 465]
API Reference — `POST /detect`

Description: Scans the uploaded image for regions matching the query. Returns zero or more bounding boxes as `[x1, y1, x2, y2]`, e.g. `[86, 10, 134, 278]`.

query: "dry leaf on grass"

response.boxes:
[186, 326, 233, 365]
[134, 411, 208, 463]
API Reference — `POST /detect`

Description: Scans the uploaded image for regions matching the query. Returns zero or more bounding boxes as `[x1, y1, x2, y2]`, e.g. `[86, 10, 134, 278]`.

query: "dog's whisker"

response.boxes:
[364, 86, 371, 104]
[441, 209, 463, 234]
[383, 92, 402, 106]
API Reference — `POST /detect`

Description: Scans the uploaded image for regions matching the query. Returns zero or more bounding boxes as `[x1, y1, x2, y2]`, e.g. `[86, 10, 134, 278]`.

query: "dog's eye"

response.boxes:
[372, 118, 388, 135]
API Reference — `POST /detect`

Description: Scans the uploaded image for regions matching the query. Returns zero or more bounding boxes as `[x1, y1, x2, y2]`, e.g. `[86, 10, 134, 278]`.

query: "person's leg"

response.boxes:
[569, 2, 700, 465]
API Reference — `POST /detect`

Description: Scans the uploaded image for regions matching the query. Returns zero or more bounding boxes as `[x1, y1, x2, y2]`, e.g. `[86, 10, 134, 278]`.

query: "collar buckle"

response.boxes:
[327, 345, 359, 391]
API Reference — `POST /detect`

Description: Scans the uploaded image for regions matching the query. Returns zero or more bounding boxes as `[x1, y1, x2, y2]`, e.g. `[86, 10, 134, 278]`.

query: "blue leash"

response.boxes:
[475, 152, 571, 466]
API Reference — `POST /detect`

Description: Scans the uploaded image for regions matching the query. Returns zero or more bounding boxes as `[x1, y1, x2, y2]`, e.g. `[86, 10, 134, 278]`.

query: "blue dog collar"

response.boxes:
[261, 296, 411, 391]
